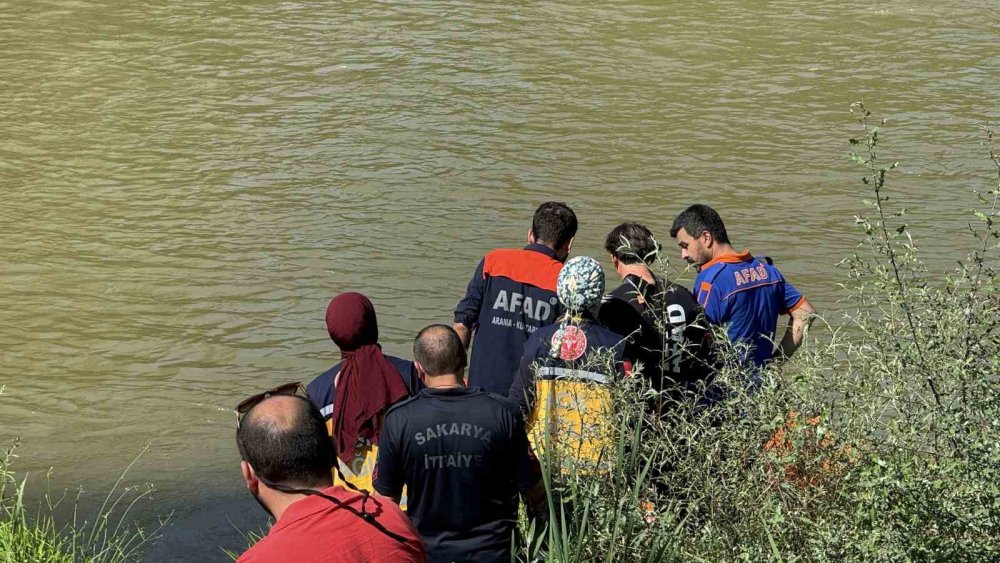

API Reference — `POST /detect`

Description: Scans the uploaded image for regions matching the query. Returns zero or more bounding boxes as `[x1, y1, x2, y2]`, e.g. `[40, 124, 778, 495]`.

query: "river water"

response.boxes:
[1, 0, 996, 560]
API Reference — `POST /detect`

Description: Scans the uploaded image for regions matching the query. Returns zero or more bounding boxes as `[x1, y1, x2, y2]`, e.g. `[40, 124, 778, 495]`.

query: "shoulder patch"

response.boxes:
[551, 325, 587, 361]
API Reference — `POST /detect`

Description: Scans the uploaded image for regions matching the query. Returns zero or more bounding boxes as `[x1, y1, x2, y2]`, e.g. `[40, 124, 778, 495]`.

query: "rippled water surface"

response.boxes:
[1, 0, 997, 559]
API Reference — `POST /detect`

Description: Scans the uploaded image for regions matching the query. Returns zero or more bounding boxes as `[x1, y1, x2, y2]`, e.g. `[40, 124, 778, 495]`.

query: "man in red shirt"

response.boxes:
[235, 389, 426, 562]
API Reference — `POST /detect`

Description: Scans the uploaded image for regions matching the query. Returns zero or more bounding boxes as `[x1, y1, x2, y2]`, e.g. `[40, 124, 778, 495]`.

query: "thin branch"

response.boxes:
[853, 102, 945, 411]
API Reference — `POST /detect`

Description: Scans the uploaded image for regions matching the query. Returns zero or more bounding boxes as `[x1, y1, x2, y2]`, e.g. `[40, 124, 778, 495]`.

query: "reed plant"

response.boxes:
[0, 439, 164, 563]
[517, 105, 1000, 562]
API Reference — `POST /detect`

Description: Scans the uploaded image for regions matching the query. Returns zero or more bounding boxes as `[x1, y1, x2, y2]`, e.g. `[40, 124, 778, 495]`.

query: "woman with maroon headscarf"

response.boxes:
[305, 292, 421, 493]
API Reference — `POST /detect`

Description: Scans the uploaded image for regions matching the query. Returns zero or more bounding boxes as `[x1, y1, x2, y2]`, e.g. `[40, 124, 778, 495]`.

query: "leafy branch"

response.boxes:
[848, 101, 945, 412]
[963, 123, 1000, 361]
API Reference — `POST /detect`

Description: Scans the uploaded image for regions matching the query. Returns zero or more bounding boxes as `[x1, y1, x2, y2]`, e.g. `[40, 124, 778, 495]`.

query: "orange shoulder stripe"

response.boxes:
[697, 281, 713, 307]
[701, 249, 753, 270]
[483, 249, 562, 291]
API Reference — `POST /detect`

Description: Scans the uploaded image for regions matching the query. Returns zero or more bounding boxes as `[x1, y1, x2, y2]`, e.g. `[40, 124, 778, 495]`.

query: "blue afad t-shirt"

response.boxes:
[454, 244, 565, 395]
[694, 251, 805, 367]
[374, 387, 540, 563]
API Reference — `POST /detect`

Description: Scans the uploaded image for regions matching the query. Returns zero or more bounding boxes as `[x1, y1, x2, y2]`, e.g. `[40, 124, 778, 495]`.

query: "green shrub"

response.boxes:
[518, 104, 1000, 562]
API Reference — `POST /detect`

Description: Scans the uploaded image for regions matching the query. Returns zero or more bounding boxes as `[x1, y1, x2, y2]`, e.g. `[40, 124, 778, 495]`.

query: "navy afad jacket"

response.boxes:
[454, 244, 565, 395]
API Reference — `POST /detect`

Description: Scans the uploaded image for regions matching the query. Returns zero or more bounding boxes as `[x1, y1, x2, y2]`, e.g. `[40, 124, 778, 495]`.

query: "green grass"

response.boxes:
[0, 440, 164, 563]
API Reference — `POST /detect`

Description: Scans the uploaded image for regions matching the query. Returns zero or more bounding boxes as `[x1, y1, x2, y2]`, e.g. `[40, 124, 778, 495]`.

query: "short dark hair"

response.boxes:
[531, 202, 578, 248]
[413, 324, 467, 376]
[669, 204, 730, 244]
[604, 222, 660, 265]
[236, 396, 334, 487]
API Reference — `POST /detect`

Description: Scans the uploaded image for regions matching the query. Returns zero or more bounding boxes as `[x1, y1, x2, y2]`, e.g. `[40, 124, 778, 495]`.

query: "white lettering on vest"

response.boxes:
[491, 290, 555, 322]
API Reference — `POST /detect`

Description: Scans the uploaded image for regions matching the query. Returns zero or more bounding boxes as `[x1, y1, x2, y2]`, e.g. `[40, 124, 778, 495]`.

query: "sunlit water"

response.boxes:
[1, 0, 996, 559]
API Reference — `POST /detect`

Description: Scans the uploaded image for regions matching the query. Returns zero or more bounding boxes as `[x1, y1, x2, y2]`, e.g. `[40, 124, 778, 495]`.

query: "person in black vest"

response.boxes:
[453, 202, 577, 395]
[597, 223, 714, 411]
[374, 325, 544, 563]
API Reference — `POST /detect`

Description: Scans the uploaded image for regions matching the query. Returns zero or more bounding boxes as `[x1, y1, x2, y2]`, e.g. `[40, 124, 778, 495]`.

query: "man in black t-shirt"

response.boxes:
[597, 222, 715, 411]
[374, 325, 544, 563]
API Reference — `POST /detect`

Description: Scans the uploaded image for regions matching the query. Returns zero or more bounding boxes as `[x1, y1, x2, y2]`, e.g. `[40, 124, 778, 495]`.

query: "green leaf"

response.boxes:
[760, 517, 784, 563]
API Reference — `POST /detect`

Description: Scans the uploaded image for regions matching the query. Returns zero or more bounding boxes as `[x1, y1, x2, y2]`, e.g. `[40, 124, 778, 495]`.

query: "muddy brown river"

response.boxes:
[1, 0, 997, 560]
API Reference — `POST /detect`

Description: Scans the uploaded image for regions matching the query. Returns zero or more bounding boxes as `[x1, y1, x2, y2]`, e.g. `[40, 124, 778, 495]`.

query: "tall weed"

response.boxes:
[0, 439, 164, 563]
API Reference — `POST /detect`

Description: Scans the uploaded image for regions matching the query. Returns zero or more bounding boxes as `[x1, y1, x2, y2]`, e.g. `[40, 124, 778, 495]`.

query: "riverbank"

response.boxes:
[0, 440, 152, 562]
[0, 441, 264, 563]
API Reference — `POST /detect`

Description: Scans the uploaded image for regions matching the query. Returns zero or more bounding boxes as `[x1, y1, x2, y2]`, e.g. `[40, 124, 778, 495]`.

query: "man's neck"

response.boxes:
[618, 263, 654, 284]
[709, 243, 739, 262]
[262, 491, 305, 522]
[423, 374, 464, 389]
[531, 240, 567, 262]
[262, 480, 332, 521]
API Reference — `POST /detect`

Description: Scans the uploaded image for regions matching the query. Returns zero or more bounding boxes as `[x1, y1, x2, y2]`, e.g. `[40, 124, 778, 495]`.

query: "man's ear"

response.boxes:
[609, 255, 619, 270]
[527, 228, 537, 244]
[701, 230, 714, 247]
[556, 236, 574, 261]
[241, 460, 259, 494]
[414, 361, 427, 378]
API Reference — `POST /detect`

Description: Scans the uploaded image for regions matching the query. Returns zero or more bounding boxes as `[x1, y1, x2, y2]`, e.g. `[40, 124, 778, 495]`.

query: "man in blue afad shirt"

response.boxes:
[670, 205, 816, 368]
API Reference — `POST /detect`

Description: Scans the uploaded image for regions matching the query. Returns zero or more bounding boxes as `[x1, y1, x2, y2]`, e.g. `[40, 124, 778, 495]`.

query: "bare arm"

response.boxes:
[453, 322, 472, 350]
[776, 298, 816, 361]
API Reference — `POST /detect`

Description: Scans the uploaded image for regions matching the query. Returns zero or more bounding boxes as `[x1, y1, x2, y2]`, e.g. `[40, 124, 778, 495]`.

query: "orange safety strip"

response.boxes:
[700, 249, 753, 270]
[483, 248, 562, 291]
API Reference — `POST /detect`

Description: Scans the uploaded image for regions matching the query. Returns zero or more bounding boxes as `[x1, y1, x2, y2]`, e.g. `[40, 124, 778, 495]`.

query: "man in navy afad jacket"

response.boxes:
[453, 202, 578, 395]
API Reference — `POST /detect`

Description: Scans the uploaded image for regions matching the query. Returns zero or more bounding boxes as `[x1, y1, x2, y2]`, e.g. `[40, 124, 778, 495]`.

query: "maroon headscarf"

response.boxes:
[326, 292, 408, 463]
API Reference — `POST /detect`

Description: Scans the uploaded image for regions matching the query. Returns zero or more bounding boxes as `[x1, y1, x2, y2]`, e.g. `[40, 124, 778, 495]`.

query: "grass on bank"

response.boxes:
[0, 439, 164, 563]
